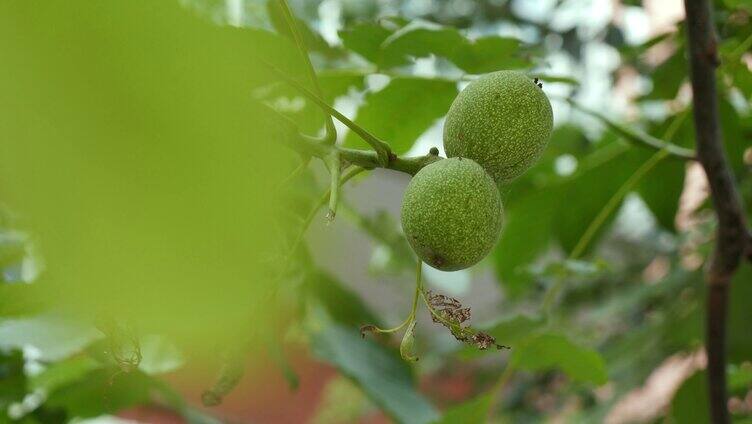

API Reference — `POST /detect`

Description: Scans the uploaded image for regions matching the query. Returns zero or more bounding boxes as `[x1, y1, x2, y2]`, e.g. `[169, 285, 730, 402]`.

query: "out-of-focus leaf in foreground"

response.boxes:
[0, 0, 299, 352]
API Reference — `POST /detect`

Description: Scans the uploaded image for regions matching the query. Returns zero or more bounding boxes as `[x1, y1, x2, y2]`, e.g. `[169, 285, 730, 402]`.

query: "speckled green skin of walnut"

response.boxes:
[400, 158, 503, 271]
[443, 70, 553, 184]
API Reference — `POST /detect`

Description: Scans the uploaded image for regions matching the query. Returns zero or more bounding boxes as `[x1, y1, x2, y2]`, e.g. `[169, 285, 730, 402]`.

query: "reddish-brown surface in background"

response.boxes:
[119, 346, 477, 423]
[120, 346, 335, 424]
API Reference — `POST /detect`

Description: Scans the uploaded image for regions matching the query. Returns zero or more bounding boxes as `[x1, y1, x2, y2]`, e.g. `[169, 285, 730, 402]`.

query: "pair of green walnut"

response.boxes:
[401, 71, 553, 271]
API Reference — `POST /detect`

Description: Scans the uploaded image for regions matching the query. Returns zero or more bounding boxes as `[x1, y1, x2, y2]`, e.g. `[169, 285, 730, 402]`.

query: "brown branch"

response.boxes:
[683, 1, 750, 423]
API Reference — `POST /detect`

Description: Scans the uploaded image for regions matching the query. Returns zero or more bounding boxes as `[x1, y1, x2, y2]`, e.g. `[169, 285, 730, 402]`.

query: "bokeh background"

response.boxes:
[1, 0, 751, 423]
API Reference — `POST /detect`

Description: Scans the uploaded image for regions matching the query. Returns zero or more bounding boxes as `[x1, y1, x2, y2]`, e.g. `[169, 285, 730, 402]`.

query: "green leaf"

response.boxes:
[259, 70, 366, 134]
[553, 142, 646, 256]
[459, 315, 543, 359]
[452, 36, 527, 73]
[254, 73, 361, 140]
[485, 315, 546, 347]
[311, 320, 440, 424]
[732, 64, 752, 100]
[433, 394, 491, 424]
[340, 21, 395, 64]
[495, 186, 563, 296]
[636, 148, 685, 232]
[29, 356, 100, 393]
[728, 263, 752, 363]
[641, 48, 687, 101]
[305, 270, 381, 328]
[719, 98, 747, 174]
[399, 320, 419, 362]
[379, 23, 466, 69]
[510, 333, 607, 385]
[318, 71, 367, 103]
[494, 125, 597, 294]
[0, 350, 26, 408]
[729, 362, 752, 393]
[379, 22, 526, 73]
[503, 124, 592, 201]
[344, 78, 456, 154]
[45, 369, 154, 418]
[0, 315, 100, 362]
[723, 0, 752, 11]
[267, 0, 342, 59]
[533, 258, 611, 280]
[0, 284, 48, 317]
[669, 371, 710, 424]
[620, 32, 674, 62]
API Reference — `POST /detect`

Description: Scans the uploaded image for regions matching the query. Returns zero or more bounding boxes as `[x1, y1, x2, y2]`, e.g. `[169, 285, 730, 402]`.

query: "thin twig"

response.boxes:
[683, 1, 751, 422]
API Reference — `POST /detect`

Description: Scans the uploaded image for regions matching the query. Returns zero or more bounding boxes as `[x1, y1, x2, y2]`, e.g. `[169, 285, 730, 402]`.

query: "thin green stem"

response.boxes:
[325, 151, 341, 221]
[541, 149, 670, 314]
[362, 261, 423, 335]
[367, 315, 413, 335]
[264, 98, 441, 175]
[569, 110, 688, 259]
[573, 150, 670, 259]
[412, 261, 423, 318]
[262, 60, 392, 167]
[728, 32, 752, 60]
[290, 132, 441, 175]
[339, 147, 441, 175]
[563, 97, 696, 161]
[486, 364, 515, 419]
[276, 159, 309, 189]
[541, 110, 689, 315]
[663, 108, 691, 141]
[275, 0, 336, 144]
[284, 166, 367, 263]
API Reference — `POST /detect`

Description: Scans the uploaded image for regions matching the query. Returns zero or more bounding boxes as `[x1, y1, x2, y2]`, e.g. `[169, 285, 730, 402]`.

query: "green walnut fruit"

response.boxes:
[443, 70, 553, 184]
[401, 157, 503, 271]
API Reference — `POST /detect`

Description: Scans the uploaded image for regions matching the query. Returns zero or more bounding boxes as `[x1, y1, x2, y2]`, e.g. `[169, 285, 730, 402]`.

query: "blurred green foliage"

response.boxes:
[0, 0, 297, 346]
[0, 0, 751, 423]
